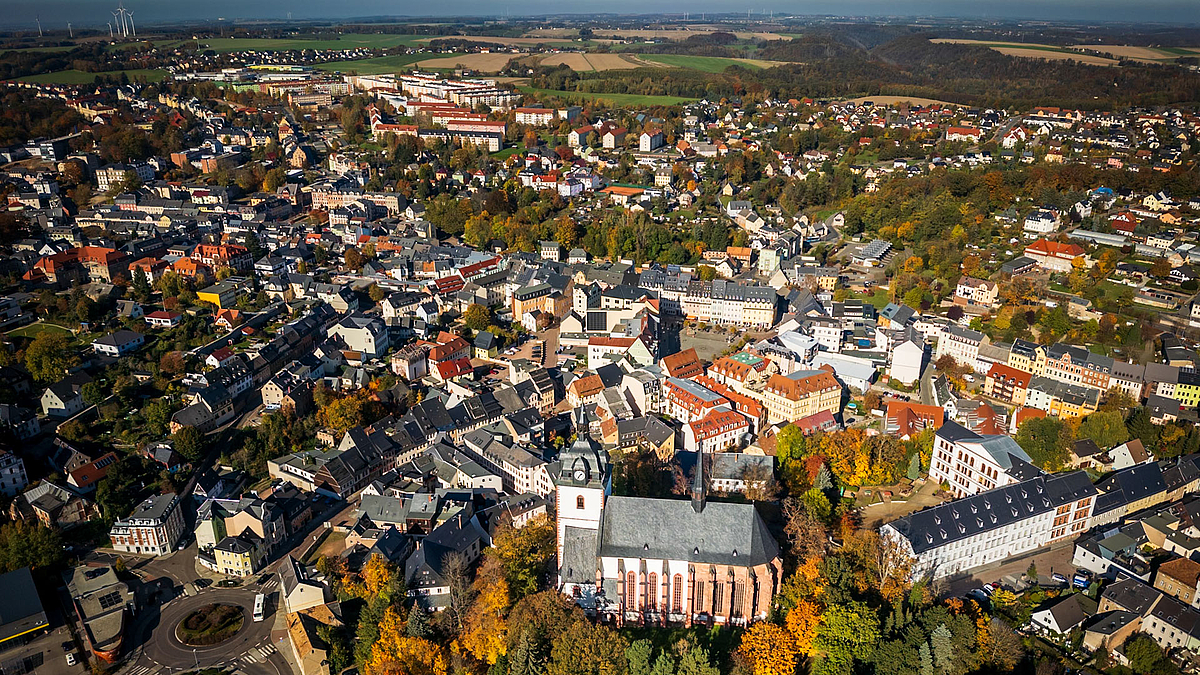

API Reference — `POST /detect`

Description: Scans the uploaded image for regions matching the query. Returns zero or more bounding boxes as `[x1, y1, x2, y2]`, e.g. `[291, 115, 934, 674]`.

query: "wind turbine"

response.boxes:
[127, 11, 135, 37]
[108, 22, 113, 38]
[36, 14, 42, 38]
[112, 12, 122, 38]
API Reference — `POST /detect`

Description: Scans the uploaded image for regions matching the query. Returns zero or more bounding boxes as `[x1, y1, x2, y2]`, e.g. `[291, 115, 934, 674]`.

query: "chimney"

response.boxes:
[691, 451, 706, 514]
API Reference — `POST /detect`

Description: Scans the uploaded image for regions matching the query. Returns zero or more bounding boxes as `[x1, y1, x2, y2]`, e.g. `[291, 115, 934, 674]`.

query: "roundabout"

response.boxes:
[175, 604, 246, 647]
[130, 587, 285, 674]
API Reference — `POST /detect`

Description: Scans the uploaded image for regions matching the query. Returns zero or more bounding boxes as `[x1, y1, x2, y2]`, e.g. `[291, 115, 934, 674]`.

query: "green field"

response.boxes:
[0, 44, 78, 53]
[637, 54, 775, 72]
[6, 322, 72, 340]
[16, 68, 168, 83]
[314, 53, 428, 74]
[160, 33, 428, 53]
[518, 86, 693, 107]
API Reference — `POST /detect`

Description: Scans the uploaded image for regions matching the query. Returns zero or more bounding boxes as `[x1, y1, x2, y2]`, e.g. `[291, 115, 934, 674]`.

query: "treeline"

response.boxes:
[533, 32, 1200, 110]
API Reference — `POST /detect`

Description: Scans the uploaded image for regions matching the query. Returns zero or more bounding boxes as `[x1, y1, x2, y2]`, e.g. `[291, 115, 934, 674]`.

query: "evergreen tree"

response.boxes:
[405, 603, 430, 638]
[648, 653, 675, 675]
[626, 640, 653, 675]
[132, 271, 152, 301]
[919, 642, 934, 675]
[930, 624, 953, 674]
[815, 463, 834, 491]
[906, 453, 921, 481]
[509, 629, 546, 675]
[676, 645, 719, 675]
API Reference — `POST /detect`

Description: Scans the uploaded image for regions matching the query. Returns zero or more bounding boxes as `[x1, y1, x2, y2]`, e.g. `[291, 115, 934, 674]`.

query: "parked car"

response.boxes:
[1051, 572, 1069, 584]
[66, 653, 76, 667]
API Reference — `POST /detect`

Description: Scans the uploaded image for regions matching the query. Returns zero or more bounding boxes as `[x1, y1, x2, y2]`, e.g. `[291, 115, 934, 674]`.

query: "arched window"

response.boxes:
[625, 571, 637, 610]
[672, 574, 683, 613]
[731, 581, 744, 617]
[712, 582, 724, 615]
[576, 495, 584, 510]
[646, 573, 657, 610]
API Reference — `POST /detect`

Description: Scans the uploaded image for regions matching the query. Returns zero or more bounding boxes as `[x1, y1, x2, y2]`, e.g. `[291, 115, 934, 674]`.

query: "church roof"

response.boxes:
[596, 496, 779, 567]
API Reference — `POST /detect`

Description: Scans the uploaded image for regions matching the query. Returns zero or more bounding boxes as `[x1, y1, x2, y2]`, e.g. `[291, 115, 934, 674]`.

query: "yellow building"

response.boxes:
[1007, 339, 1047, 376]
[756, 369, 842, 424]
[213, 532, 263, 577]
[197, 279, 243, 310]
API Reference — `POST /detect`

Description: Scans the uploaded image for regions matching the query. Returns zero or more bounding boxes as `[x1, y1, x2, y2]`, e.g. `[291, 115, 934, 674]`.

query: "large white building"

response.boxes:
[883, 471, 1096, 579]
[108, 493, 185, 556]
[928, 421, 1040, 498]
[934, 325, 987, 372]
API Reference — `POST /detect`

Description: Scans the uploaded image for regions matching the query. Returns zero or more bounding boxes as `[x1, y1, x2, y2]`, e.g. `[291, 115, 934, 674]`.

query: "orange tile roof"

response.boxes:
[764, 370, 841, 401]
[662, 348, 703, 379]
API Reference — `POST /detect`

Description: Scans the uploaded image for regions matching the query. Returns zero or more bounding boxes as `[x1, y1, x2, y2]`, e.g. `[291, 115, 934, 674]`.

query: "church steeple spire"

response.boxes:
[691, 451, 706, 513]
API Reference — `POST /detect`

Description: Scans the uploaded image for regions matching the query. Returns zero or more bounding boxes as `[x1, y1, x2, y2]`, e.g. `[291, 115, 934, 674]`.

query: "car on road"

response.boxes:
[217, 579, 241, 587]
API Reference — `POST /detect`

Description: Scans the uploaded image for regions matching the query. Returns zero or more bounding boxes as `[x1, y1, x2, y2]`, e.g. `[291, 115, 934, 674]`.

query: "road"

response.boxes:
[124, 583, 287, 675]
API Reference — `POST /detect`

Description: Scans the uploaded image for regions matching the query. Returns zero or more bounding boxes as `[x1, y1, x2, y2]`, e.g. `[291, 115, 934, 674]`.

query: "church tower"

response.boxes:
[555, 408, 611, 587]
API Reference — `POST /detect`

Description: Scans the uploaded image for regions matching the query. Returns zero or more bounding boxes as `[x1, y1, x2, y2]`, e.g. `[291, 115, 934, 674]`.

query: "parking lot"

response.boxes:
[0, 625, 84, 675]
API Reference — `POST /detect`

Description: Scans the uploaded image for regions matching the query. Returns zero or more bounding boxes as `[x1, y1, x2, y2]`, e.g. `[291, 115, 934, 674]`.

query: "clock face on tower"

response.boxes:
[574, 468, 586, 482]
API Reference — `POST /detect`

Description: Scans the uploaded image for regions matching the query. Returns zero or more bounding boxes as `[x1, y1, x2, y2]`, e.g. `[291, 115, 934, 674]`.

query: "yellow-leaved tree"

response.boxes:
[366, 607, 447, 675]
[737, 622, 798, 675]
[459, 557, 511, 665]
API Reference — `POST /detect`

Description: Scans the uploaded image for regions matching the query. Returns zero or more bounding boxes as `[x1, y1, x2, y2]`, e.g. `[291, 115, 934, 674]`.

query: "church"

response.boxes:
[556, 414, 782, 627]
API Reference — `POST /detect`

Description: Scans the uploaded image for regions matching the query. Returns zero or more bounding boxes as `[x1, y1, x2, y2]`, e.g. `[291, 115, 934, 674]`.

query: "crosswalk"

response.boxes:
[125, 664, 162, 675]
[259, 577, 279, 592]
[240, 644, 278, 664]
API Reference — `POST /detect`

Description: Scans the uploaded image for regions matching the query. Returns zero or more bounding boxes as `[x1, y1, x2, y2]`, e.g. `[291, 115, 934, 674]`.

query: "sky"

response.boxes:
[3, 0, 1197, 31]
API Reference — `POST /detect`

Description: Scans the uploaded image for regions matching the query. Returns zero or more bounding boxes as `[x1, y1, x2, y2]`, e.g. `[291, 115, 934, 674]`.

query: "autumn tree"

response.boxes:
[368, 284, 386, 303]
[463, 304, 492, 333]
[487, 514, 555, 599]
[460, 556, 510, 665]
[25, 332, 79, 383]
[547, 621, 627, 675]
[738, 622, 798, 675]
[364, 607, 446, 675]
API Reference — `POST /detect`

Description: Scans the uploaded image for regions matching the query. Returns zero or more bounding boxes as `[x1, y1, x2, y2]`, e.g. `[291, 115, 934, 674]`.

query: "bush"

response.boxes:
[177, 604, 245, 646]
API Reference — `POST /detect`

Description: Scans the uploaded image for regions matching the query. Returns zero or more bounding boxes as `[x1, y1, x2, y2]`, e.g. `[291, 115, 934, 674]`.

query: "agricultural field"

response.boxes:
[635, 54, 783, 72]
[1068, 44, 1198, 63]
[421, 34, 580, 47]
[314, 53, 428, 74]
[526, 28, 791, 41]
[840, 95, 963, 107]
[16, 68, 168, 83]
[930, 39, 1120, 66]
[538, 53, 650, 71]
[517, 85, 694, 107]
[415, 52, 526, 72]
[161, 33, 428, 53]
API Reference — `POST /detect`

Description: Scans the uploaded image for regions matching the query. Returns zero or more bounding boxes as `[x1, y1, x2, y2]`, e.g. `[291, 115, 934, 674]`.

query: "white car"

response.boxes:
[66, 653, 77, 667]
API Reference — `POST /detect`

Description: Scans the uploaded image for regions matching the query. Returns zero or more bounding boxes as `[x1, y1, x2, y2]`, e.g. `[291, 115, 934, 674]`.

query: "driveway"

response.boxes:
[940, 542, 1077, 600]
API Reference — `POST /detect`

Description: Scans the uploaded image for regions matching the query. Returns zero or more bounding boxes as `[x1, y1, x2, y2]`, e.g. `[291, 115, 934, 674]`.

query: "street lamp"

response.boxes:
[194, 647, 198, 670]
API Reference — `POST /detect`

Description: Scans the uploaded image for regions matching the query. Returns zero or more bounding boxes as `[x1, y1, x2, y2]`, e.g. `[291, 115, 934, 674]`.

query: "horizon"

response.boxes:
[3, 1, 1200, 32]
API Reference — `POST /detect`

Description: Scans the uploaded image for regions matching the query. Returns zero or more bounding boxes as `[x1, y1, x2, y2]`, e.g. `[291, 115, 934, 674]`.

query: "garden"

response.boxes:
[176, 604, 245, 646]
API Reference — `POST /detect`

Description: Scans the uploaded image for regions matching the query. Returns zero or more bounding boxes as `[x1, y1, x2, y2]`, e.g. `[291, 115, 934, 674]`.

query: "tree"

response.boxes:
[0, 520, 64, 573]
[786, 600, 821, 656]
[697, 265, 717, 281]
[1078, 410, 1130, 449]
[405, 604, 430, 638]
[1123, 633, 1178, 675]
[813, 601, 879, 671]
[488, 515, 555, 599]
[676, 643, 720, 675]
[160, 351, 187, 376]
[738, 622, 798, 675]
[368, 284, 386, 303]
[547, 621, 627, 675]
[345, 247, 364, 271]
[131, 271, 152, 301]
[627, 640, 654, 675]
[463, 304, 492, 333]
[81, 381, 105, 406]
[172, 426, 206, 463]
[929, 624, 953, 675]
[364, 607, 446, 675]
[1015, 416, 1074, 469]
[25, 332, 79, 383]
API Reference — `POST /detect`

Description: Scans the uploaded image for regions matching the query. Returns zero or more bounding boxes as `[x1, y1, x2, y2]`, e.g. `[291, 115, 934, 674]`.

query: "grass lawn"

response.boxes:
[6, 322, 72, 339]
[314, 53, 428, 74]
[850, 289, 892, 310]
[305, 531, 347, 564]
[159, 33, 428, 53]
[518, 85, 693, 107]
[17, 69, 168, 84]
[491, 147, 521, 161]
[637, 54, 774, 72]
